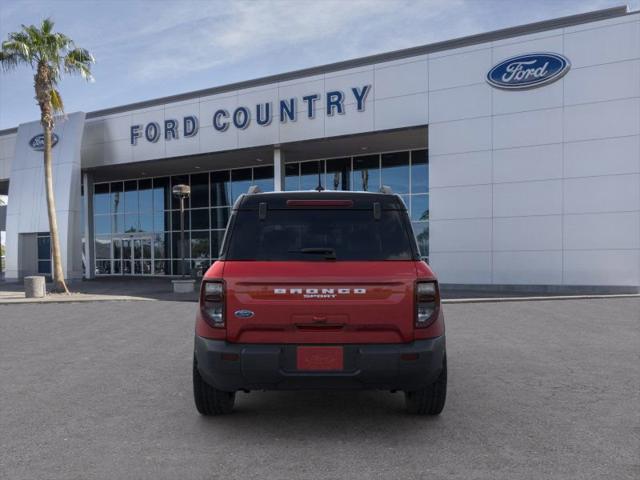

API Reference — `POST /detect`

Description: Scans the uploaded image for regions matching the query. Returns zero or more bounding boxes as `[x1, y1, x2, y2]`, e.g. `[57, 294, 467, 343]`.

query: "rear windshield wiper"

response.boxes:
[288, 247, 337, 260]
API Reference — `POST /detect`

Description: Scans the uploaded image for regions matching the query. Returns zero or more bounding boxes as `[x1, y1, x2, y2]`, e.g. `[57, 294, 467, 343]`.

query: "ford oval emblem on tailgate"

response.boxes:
[234, 310, 254, 318]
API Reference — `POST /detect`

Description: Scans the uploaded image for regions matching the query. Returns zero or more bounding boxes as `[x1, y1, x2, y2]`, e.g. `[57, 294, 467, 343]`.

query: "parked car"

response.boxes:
[193, 189, 446, 415]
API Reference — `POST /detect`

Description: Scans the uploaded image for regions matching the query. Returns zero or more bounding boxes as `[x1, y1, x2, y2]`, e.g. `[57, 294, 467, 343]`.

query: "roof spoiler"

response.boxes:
[379, 185, 393, 194]
[247, 185, 262, 194]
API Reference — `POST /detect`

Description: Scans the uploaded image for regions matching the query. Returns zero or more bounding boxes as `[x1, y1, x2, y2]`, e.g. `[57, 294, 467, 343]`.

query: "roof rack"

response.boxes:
[379, 185, 393, 194]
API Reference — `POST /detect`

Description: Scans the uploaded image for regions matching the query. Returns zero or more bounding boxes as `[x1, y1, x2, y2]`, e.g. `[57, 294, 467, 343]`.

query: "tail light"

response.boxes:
[415, 280, 440, 328]
[201, 280, 225, 328]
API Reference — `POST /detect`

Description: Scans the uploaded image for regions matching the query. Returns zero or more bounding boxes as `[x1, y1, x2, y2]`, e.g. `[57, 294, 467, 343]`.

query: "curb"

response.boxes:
[442, 293, 640, 304]
[0, 295, 155, 305]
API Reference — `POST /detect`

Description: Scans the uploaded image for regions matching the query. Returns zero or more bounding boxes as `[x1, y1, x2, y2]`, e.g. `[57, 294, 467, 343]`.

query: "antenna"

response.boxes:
[315, 161, 324, 192]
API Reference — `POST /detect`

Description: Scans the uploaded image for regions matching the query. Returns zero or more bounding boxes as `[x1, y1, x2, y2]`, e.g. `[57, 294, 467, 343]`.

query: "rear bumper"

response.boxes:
[194, 335, 446, 392]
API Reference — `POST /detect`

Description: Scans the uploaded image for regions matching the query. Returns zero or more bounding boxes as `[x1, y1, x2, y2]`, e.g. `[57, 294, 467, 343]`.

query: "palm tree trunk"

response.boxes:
[43, 122, 69, 293]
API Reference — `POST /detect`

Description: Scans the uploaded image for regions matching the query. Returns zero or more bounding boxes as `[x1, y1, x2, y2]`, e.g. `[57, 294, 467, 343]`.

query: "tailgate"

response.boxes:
[223, 261, 417, 343]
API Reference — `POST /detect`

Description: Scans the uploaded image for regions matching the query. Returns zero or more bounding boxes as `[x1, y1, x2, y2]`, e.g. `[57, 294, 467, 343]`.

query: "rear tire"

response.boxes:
[193, 358, 236, 415]
[405, 355, 447, 415]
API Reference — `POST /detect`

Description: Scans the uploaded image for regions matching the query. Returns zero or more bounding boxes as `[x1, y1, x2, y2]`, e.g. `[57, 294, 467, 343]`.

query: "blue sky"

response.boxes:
[0, 0, 633, 130]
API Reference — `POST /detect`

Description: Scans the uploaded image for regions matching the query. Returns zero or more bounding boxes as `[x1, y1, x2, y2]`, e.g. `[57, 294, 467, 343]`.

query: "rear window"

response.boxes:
[225, 209, 416, 261]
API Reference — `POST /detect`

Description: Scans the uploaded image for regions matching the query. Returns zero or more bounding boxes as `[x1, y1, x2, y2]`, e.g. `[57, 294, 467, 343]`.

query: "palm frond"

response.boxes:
[64, 47, 94, 81]
[50, 88, 64, 113]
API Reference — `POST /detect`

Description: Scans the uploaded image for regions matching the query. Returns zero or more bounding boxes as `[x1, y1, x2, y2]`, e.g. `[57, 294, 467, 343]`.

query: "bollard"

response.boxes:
[24, 276, 46, 298]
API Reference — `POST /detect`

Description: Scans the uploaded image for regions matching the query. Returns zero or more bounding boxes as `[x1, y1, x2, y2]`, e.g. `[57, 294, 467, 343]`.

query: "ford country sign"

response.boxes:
[29, 133, 59, 151]
[487, 53, 570, 90]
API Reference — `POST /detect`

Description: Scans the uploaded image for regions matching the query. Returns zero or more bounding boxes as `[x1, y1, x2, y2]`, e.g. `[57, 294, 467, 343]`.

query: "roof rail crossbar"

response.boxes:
[379, 185, 393, 194]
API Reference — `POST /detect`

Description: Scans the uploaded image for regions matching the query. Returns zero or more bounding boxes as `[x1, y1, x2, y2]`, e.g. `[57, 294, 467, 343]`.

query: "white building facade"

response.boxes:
[0, 6, 639, 292]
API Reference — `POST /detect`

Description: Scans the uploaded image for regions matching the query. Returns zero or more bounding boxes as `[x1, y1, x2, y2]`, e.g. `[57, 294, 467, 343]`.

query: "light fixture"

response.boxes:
[360, 146, 368, 151]
[194, 166, 201, 169]
[256, 157, 263, 162]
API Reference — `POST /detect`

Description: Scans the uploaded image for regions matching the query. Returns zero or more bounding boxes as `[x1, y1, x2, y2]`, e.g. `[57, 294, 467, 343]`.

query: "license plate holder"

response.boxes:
[296, 346, 344, 371]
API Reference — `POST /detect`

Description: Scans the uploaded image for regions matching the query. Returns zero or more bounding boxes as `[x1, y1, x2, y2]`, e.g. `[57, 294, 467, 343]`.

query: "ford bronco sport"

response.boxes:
[193, 190, 446, 415]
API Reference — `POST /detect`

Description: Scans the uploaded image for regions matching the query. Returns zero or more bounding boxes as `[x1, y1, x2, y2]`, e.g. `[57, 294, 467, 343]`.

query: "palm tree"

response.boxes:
[0, 18, 94, 293]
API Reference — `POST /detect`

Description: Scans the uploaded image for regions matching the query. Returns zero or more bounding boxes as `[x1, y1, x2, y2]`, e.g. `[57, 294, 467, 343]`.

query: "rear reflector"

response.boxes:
[221, 353, 239, 361]
[286, 200, 354, 207]
[401, 353, 419, 361]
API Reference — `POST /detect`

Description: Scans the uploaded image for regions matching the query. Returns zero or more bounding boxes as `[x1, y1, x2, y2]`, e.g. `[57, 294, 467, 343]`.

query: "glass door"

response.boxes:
[113, 236, 153, 275]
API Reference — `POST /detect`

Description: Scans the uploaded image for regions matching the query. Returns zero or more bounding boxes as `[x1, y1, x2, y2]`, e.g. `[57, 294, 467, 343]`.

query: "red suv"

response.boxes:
[193, 190, 446, 415]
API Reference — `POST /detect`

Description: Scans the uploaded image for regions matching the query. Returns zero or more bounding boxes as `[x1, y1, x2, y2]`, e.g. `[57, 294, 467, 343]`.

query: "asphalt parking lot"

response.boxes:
[1, 298, 638, 480]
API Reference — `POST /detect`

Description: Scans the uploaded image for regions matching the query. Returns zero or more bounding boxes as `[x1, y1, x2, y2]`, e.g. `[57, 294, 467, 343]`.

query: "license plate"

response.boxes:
[296, 346, 344, 371]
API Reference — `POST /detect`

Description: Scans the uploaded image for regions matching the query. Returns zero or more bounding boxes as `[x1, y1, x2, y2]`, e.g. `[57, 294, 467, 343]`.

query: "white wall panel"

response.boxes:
[564, 60, 640, 106]
[373, 93, 428, 131]
[493, 180, 562, 217]
[564, 174, 640, 214]
[324, 68, 374, 107]
[563, 250, 640, 286]
[429, 252, 492, 284]
[429, 184, 492, 219]
[564, 212, 640, 250]
[493, 251, 563, 285]
[199, 125, 238, 153]
[428, 83, 491, 123]
[279, 113, 325, 143]
[492, 80, 563, 115]
[429, 116, 491, 155]
[564, 135, 640, 178]
[564, 98, 640, 142]
[429, 218, 492, 252]
[428, 48, 492, 90]
[493, 143, 562, 183]
[564, 20, 640, 68]
[493, 215, 562, 251]
[493, 108, 562, 149]
[492, 33, 563, 60]
[429, 150, 492, 188]
[325, 102, 374, 138]
[374, 60, 427, 100]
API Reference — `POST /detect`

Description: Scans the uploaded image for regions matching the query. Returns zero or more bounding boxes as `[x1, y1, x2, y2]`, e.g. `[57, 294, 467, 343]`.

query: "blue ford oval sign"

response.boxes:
[234, 310, 254, 319]
[487, 53, 570, 90]
[29, 133, 59, 151]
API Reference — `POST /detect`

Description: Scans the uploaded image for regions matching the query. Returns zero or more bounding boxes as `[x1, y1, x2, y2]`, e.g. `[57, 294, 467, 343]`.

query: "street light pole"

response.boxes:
[172, 184, 191, 278]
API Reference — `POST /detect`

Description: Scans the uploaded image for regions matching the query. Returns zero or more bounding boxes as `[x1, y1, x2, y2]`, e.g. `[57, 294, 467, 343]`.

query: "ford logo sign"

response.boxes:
[234, 310, 254, 319]
[29, 133, 59, 151]
[487, 53, 570, 90]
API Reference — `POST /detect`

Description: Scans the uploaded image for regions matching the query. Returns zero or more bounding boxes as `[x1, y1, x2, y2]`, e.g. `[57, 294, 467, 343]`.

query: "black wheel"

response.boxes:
[405, 354, 447, 415]
[193, 358, 236, 415]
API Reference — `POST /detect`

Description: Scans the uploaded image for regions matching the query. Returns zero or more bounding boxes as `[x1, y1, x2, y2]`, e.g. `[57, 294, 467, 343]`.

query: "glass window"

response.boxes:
[190, 173, 209, 208]
[113, 238, 122, 260]
[96, 260, 111, 275]
[326, 158, 350, 191]
[171, 175, 190, 209]
[153, 177, 170, 211]
[231, 168, 252, 203]
[38, 260, 51, 274]
[124, 180, 138, 213]
[154, 260, 170, 275]
[112, 214, 124, 234]
[190, 231, 210, 259]
[37, 235, 51, 260]
[353, 155, 380, 192]
[210, 171, 230, 207]
[285, 163, 299, 191]
[139, 212, 153, 232]
[253, 166, 274, 192]
[153, 233, 168, 259]
[411, 149, 428, 193]
[411, 195, 429, 221]
[211, 230, 225, 258]
[154, 211, 169, 232]
[171, 210, 190, 231]
[211, 207, 230, 230]
[191, 208, 209, 230]
[95, 237, 111, 259]
[381, 151, 410, 194]
[138, 179, 153, 212]
[124, 213, 139, 233]
[300, 160, 324, 190]
[412, 222, 429, 258]
[226, 210, 415, 261]
[95, 215, 110, 235]
[110, 182, 123, 215]
[192, 259, 211, 276]
[94, 183, 110, 214]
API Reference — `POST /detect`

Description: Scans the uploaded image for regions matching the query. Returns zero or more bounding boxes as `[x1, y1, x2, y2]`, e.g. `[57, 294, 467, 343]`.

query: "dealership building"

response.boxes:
[0, 5, 639, 292]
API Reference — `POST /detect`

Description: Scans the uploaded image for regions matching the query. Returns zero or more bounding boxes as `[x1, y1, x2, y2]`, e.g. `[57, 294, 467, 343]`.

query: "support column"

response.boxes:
[273, 147, 285, 192]
[83, 172, 95, 279]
